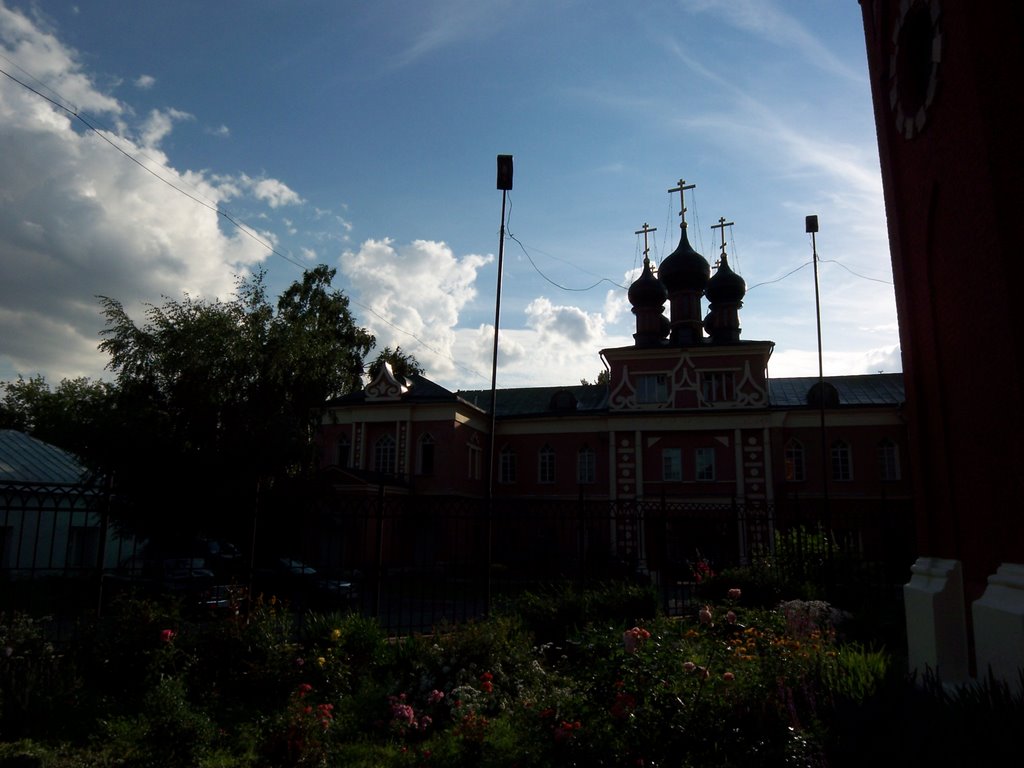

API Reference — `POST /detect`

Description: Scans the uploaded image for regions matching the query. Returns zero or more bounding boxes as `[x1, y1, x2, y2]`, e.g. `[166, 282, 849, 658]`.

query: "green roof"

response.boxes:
[0, 430, 86, 484]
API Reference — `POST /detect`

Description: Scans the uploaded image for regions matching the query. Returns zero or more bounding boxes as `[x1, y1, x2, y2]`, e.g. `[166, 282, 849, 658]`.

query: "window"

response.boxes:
[701, 371, 735, 403]
[499, 446, 517, 483]
[662, 448, 682, 481]
[418, 434, 435, 475]
[374, 435, 396, 474]
[831, 440, 852, 481]
[67, 526, 100, 569]
[336, 435, 351, 468]
[878, 439, 900, 481]
[784, 439, 805, 482]
[636, 374, 668, 404]
[577, 446, 596, 484]
[695, 447, 716, 481]
[467, 440, 482, 480]
[538, 445, 555, 483]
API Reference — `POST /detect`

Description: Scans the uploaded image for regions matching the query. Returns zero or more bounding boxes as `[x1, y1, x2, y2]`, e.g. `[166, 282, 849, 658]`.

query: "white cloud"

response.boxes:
[134, 73, 155, 89]
[241, 174, 303, 208]
[138, 107, 192, 148]
[208, 123, 230, 138]
[339, 238, 492, 381]
[0, 3, 275, 382]
[524, 297, 605, 345]
[677, 0, 862, 82]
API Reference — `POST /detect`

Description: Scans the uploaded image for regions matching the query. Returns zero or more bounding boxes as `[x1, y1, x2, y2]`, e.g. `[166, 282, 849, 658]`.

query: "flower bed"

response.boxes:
[0, 588, 1018, 766]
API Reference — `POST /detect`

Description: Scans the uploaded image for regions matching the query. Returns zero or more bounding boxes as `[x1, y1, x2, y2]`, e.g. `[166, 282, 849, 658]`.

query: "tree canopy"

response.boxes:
[2, 265, 431, 548]
[88, 265, 377, 543]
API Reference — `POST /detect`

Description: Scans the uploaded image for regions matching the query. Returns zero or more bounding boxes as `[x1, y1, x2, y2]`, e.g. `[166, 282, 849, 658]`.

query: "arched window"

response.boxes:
[499, 446, 517, 484]
[831, 440, 852, 481]
[538, 444, 555, 484]
[418, 434, 435, 475]
[577, 446, 596, 484]
[336, 434, 351, 469]
[467, 434, 482, 480]
[374, 435, 396, 474]
[784, 439, 805, 482]
[878, 438, 900, 481]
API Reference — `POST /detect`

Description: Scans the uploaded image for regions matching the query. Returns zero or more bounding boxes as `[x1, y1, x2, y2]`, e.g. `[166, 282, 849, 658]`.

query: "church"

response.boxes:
[317, 181, 909, 528]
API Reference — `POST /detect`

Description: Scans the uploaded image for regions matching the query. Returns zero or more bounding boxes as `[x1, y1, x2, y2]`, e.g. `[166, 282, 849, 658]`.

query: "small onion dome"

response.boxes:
[705, 253, 746, 304]
[658, 226, 710, 293]
[628, 259, 667, 309]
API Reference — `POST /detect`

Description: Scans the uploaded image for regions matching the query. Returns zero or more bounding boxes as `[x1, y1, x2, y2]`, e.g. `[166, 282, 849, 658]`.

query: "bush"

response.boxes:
[499, 581, 659, 643]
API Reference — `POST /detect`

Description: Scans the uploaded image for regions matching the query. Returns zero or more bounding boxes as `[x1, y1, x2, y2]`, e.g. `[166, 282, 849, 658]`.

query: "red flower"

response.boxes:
[160, 629, 175, 643]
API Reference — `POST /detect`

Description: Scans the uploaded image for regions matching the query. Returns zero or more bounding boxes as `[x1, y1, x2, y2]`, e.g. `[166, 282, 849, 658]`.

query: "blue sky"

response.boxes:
[0, 0, 899, 391]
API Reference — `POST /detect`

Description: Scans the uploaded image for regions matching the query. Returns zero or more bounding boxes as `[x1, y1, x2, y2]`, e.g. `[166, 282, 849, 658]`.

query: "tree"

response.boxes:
[580, 369, 610, 386]
[367, 346, 424, 380]
[94, 265, 375, 546]
[0, 375, 117, 469]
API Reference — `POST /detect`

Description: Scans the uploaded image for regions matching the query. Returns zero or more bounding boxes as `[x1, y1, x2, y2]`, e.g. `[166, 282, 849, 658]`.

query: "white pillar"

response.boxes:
[972, 563, 1024, 694]
[904, 557, 969, 684]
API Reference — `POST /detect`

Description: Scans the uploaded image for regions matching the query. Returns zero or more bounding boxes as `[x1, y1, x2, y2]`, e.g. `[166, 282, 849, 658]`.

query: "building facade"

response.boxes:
[318, 189, 910, 532]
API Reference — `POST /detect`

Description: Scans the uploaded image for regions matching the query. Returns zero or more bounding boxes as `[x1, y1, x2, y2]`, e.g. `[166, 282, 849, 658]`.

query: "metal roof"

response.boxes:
[767, 374, 904, 408]
[0, 430, 87, 484]
[330, 373, 903, 418]
[456, 384, 609, 418]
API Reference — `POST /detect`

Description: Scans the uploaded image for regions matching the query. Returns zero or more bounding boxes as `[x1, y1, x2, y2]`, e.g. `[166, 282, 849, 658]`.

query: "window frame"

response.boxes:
[636, 373, 668, 404]
[878, 438, 900, 481]
[784, 439, 805, 482]
[417, 433, 435, 476]
[831, 440, 853, 482]
[577, 446, 596, 485]
[498, 446, 517, 484]
[662, 447, 682, 481]
[695, 446, 716, 481]
[538, 444, 556, 484]
[374, 434, 397, 475]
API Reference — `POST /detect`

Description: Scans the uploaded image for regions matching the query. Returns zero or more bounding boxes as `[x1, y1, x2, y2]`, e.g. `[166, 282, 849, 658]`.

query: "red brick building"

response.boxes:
[859, 0, 1024, 602]
[318, 196, 910, 539]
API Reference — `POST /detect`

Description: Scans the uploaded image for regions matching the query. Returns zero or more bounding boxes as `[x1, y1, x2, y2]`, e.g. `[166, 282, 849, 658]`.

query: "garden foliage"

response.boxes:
[1, 586, 1019, 767]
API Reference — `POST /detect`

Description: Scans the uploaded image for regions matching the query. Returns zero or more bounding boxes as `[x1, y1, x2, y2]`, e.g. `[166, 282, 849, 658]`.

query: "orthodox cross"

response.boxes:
[667, 178, 696, 227]
[634, 222, 657, 266]
[710, 216, 734, 267]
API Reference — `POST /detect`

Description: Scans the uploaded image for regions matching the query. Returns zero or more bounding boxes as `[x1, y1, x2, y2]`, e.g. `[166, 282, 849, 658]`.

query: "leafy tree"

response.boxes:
[0, 375, 117, 468]
[94, 265, 375, 546]
[580, 369, 610, 386]
[367, 345, 424, 380]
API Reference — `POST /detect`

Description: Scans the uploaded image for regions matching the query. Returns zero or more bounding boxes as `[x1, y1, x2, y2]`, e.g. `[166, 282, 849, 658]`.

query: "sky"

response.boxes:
[0, 0, 900, 393]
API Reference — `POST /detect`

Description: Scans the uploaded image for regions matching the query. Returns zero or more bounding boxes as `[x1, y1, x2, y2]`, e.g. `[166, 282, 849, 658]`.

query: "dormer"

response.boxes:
[364, 362, 409, 401]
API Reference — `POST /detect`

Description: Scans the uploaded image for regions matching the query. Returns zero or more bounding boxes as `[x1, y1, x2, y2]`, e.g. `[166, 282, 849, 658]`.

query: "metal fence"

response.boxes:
[2, 483, 916, 636]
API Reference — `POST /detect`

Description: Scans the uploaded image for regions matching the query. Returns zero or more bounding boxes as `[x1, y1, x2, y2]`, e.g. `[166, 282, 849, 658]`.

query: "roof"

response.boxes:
[767, 374, 904, 408]
[328, 373, 904, 418]
[456, 384, 609, 418]
[0, 430, 87, 484]
[327, 373, 463, 406]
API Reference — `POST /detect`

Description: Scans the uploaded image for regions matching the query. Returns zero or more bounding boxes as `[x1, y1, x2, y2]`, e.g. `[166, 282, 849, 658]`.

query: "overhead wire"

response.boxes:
[1, 60, 487, 378]
[3, 60, 894, 378]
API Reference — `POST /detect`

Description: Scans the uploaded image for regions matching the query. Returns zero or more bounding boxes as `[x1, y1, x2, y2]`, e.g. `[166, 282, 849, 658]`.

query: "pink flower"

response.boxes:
[728, 588, 742, 600]
[723, 671, 735, 682]
[160, 629, 175, 643]
[296, 683, 313, 697]
[726, 610, 737, 623]
[699, 606, 713, 625]
[682, 661, 697, 673]
[428, 689, 445, 704]
[623, 626, 651, 653]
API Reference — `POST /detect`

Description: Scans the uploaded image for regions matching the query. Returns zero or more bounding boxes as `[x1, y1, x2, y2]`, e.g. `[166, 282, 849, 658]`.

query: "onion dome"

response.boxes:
[658, 225, 710, 293]
[705, 252, 746, 304]
[628, 259, 668, 309]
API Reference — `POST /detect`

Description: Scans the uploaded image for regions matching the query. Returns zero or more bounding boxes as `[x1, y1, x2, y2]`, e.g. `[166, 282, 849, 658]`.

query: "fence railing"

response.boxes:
[3, 485, 916, 635]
